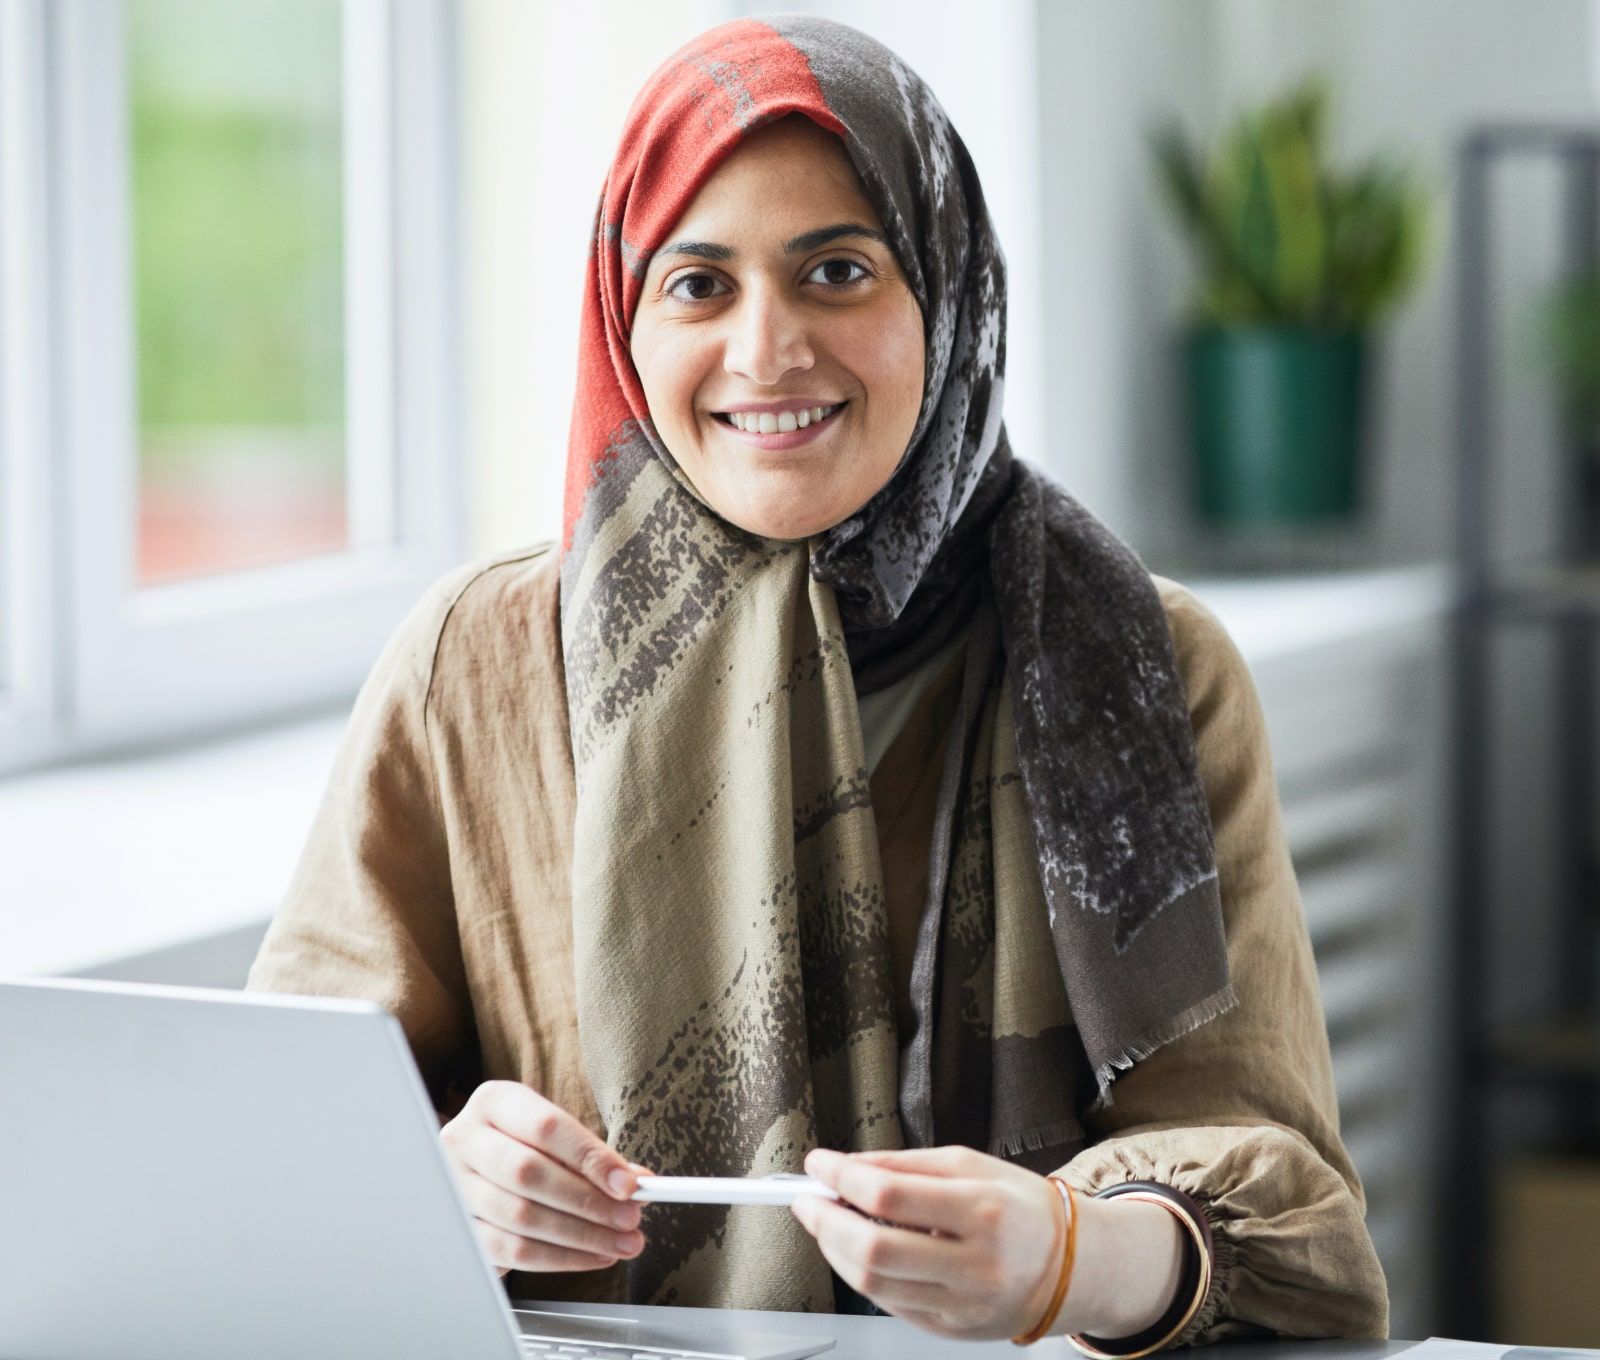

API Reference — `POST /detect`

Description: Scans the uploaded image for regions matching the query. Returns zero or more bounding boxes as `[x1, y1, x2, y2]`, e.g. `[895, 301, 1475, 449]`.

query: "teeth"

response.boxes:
[725, 404, 837, 433]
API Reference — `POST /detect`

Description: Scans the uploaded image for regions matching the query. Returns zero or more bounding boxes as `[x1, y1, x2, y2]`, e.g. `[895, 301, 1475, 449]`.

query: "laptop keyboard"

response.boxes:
[519, 1338, 733, 1360]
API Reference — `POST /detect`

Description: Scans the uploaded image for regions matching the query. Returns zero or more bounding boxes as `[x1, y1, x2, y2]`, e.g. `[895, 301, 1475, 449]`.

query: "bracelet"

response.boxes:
[1068, 1183, 1212, 1359]
[1011, 1177, 1078, 1345]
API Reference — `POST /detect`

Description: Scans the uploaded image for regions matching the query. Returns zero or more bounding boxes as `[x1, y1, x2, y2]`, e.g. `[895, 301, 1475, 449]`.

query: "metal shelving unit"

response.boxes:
[1448, 124, 1600, 1339]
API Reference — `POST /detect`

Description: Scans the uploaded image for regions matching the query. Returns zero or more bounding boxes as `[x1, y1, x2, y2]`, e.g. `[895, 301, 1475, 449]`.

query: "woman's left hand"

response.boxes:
[791, 1145, 1063, 1341]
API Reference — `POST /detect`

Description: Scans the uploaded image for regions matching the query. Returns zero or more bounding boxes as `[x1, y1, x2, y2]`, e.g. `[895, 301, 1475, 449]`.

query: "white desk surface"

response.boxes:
[520, 1301, 1422, 1359]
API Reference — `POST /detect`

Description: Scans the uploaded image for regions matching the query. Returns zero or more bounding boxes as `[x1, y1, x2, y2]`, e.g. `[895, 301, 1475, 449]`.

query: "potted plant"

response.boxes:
[1152, 78, 1431, 526]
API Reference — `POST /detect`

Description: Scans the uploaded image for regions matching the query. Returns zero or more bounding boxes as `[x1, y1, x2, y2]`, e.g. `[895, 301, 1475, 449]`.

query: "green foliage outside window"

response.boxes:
[129, 0, 344, 468]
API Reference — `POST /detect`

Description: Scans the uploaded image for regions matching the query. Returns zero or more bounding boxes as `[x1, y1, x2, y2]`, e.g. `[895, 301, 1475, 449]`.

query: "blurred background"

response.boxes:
[4, 0, 1600, 1343]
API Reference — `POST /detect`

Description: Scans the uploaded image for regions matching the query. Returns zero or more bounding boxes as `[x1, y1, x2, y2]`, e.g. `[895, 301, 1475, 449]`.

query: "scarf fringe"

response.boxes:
[1090, 982, 1240, 1109]
[987, 1117, 1084, 1160]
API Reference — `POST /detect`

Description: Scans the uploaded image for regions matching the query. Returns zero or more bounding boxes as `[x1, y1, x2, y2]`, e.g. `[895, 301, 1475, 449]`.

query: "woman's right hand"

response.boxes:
[439, 1080, 646, 1275]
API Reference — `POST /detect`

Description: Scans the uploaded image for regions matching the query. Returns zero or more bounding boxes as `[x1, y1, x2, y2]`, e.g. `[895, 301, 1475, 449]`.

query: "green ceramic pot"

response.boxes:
[1186, 326, 1367, 525]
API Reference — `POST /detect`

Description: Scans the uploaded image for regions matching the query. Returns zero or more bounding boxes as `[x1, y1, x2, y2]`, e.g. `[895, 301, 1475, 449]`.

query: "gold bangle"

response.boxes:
[1012, 1177, 1078, 1346]
[1067, 1190, 1211, 1359]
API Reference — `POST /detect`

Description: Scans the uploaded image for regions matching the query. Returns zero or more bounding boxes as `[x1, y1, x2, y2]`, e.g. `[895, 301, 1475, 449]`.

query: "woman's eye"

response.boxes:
[665, 272, 728, 302]
[807, 258, 869, 287]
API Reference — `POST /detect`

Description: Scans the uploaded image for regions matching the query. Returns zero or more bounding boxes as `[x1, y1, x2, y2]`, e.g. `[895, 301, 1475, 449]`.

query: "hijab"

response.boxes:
[559, 15, 1233, 1310]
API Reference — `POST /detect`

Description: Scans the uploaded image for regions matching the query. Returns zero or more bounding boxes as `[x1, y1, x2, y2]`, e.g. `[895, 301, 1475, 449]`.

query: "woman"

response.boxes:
[249, 15, 1388, 1349]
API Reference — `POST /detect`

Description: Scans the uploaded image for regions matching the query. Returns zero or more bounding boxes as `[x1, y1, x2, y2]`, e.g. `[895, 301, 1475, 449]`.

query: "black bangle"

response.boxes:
[1071, 1182, 1213, 1357]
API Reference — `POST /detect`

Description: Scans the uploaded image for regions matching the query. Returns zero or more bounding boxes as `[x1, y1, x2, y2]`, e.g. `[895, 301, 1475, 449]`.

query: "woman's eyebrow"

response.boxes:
[656, 240, 735, 261]
[783, 223, 888, 253]
[652, 223, 888, 265]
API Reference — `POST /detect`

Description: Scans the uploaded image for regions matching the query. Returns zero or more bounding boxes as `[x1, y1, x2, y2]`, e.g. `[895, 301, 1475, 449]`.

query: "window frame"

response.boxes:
[0, 0, 60, 774]
[0, 0, 462, 777]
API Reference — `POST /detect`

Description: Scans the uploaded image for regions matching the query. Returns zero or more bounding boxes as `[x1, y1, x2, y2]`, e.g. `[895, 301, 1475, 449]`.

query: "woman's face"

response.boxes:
[630, 117, 925, 541]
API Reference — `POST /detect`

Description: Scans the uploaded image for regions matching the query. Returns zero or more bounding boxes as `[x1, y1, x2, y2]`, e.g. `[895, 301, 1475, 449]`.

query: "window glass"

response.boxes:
[128, 0, 346, 584]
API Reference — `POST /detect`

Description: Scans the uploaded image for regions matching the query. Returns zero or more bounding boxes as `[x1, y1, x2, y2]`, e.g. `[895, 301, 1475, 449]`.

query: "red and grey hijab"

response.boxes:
[559, 16, 1233, 1310]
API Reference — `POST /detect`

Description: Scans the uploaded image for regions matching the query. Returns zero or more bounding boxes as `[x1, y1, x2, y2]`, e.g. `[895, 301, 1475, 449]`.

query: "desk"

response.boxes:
[515, 1301, 1416, 1360]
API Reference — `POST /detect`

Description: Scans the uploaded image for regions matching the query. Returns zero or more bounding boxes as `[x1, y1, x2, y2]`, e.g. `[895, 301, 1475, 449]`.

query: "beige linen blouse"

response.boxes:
[247, 545, 1389, 1341]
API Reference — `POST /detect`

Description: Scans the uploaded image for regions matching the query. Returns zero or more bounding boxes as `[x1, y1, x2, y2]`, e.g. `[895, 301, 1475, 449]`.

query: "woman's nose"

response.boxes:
[722, 286, 814, 385]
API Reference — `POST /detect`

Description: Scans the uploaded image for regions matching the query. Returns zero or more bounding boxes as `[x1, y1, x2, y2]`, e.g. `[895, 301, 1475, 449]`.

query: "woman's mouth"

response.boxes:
[713, 402, 846, 440]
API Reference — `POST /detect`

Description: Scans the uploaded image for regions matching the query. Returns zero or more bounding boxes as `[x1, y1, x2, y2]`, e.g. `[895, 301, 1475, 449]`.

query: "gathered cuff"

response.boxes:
[1059, 1122, 1388, 1346]
[1180, 1193, 1240, 1346]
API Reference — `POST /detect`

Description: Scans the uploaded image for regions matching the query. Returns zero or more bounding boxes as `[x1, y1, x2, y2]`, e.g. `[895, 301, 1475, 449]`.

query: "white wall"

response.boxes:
[1034, 0, 1216, 544]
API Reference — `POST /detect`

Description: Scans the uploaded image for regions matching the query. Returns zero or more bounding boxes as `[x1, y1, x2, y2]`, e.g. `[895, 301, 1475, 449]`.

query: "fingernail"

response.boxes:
[612, 1231, 643, 1256]
[611, 1202, 640, 1229]
[806, 1148, 840, 1172]
[607, 1168, 632, 1196]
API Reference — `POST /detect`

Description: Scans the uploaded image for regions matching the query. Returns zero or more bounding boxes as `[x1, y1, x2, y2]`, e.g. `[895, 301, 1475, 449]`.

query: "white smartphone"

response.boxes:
[630, 1174, 842, 1206]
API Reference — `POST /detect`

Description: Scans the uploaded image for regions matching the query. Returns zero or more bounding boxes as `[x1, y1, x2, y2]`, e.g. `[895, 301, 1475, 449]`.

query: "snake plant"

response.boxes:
[1151, 78, 1431, 329]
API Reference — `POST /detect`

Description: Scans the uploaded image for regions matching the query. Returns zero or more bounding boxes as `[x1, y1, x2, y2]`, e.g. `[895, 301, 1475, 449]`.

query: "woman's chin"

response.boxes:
[708, 487, 859, 542]
[723, 504, 848, 542]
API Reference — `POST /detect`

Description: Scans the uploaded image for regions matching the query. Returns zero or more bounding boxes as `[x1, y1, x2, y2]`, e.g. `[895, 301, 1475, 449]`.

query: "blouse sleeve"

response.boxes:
[245, 567, 482, 1114]
[1060, 581, 1389, 1344]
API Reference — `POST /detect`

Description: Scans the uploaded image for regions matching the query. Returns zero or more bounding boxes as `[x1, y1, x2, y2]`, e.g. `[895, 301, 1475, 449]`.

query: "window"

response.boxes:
[0, 0, 461, 774]
[129, 0, 350, 586]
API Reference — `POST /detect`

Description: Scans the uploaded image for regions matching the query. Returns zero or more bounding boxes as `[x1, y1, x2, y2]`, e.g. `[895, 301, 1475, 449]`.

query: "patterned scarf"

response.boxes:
[560, 16, 1234, 1311]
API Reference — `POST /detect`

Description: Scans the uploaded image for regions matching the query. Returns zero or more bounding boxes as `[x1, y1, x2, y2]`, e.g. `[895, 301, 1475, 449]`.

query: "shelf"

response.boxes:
[1464, 124, 1600, 157]
[1486, 1015, 1600, 1084]
[1447, 118, 1600, 1339]
[1467, 563, 1600, 622]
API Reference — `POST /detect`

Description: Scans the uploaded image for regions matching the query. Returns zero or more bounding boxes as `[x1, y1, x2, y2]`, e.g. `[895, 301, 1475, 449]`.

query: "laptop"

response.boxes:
[0, 976, 835, 1360]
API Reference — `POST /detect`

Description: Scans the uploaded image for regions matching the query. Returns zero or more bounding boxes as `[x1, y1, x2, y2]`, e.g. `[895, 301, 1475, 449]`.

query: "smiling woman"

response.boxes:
[629, 116, 923, 541]
[248, 14, 1388, 1353]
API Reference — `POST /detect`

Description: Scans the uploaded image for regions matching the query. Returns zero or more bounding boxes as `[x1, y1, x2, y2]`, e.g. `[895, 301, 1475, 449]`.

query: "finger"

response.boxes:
[840, 1267, 952, 1317]
[807, 1220, 953, 1315]
[798, 1197, 954, 1286]
[466, 1123, 643, 1232]
[458, 1170, 645, 1261]
[479, 1082, 640, 1198]
[474, 1220, 621, 1275]
[836, 1146, 989, 1179]
[804, 1150, 980, 1233]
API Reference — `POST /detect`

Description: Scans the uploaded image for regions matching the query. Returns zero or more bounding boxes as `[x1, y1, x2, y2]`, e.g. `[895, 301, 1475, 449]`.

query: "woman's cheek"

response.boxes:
[637, 334, 709, 463]
[853, 295, 925, 436]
